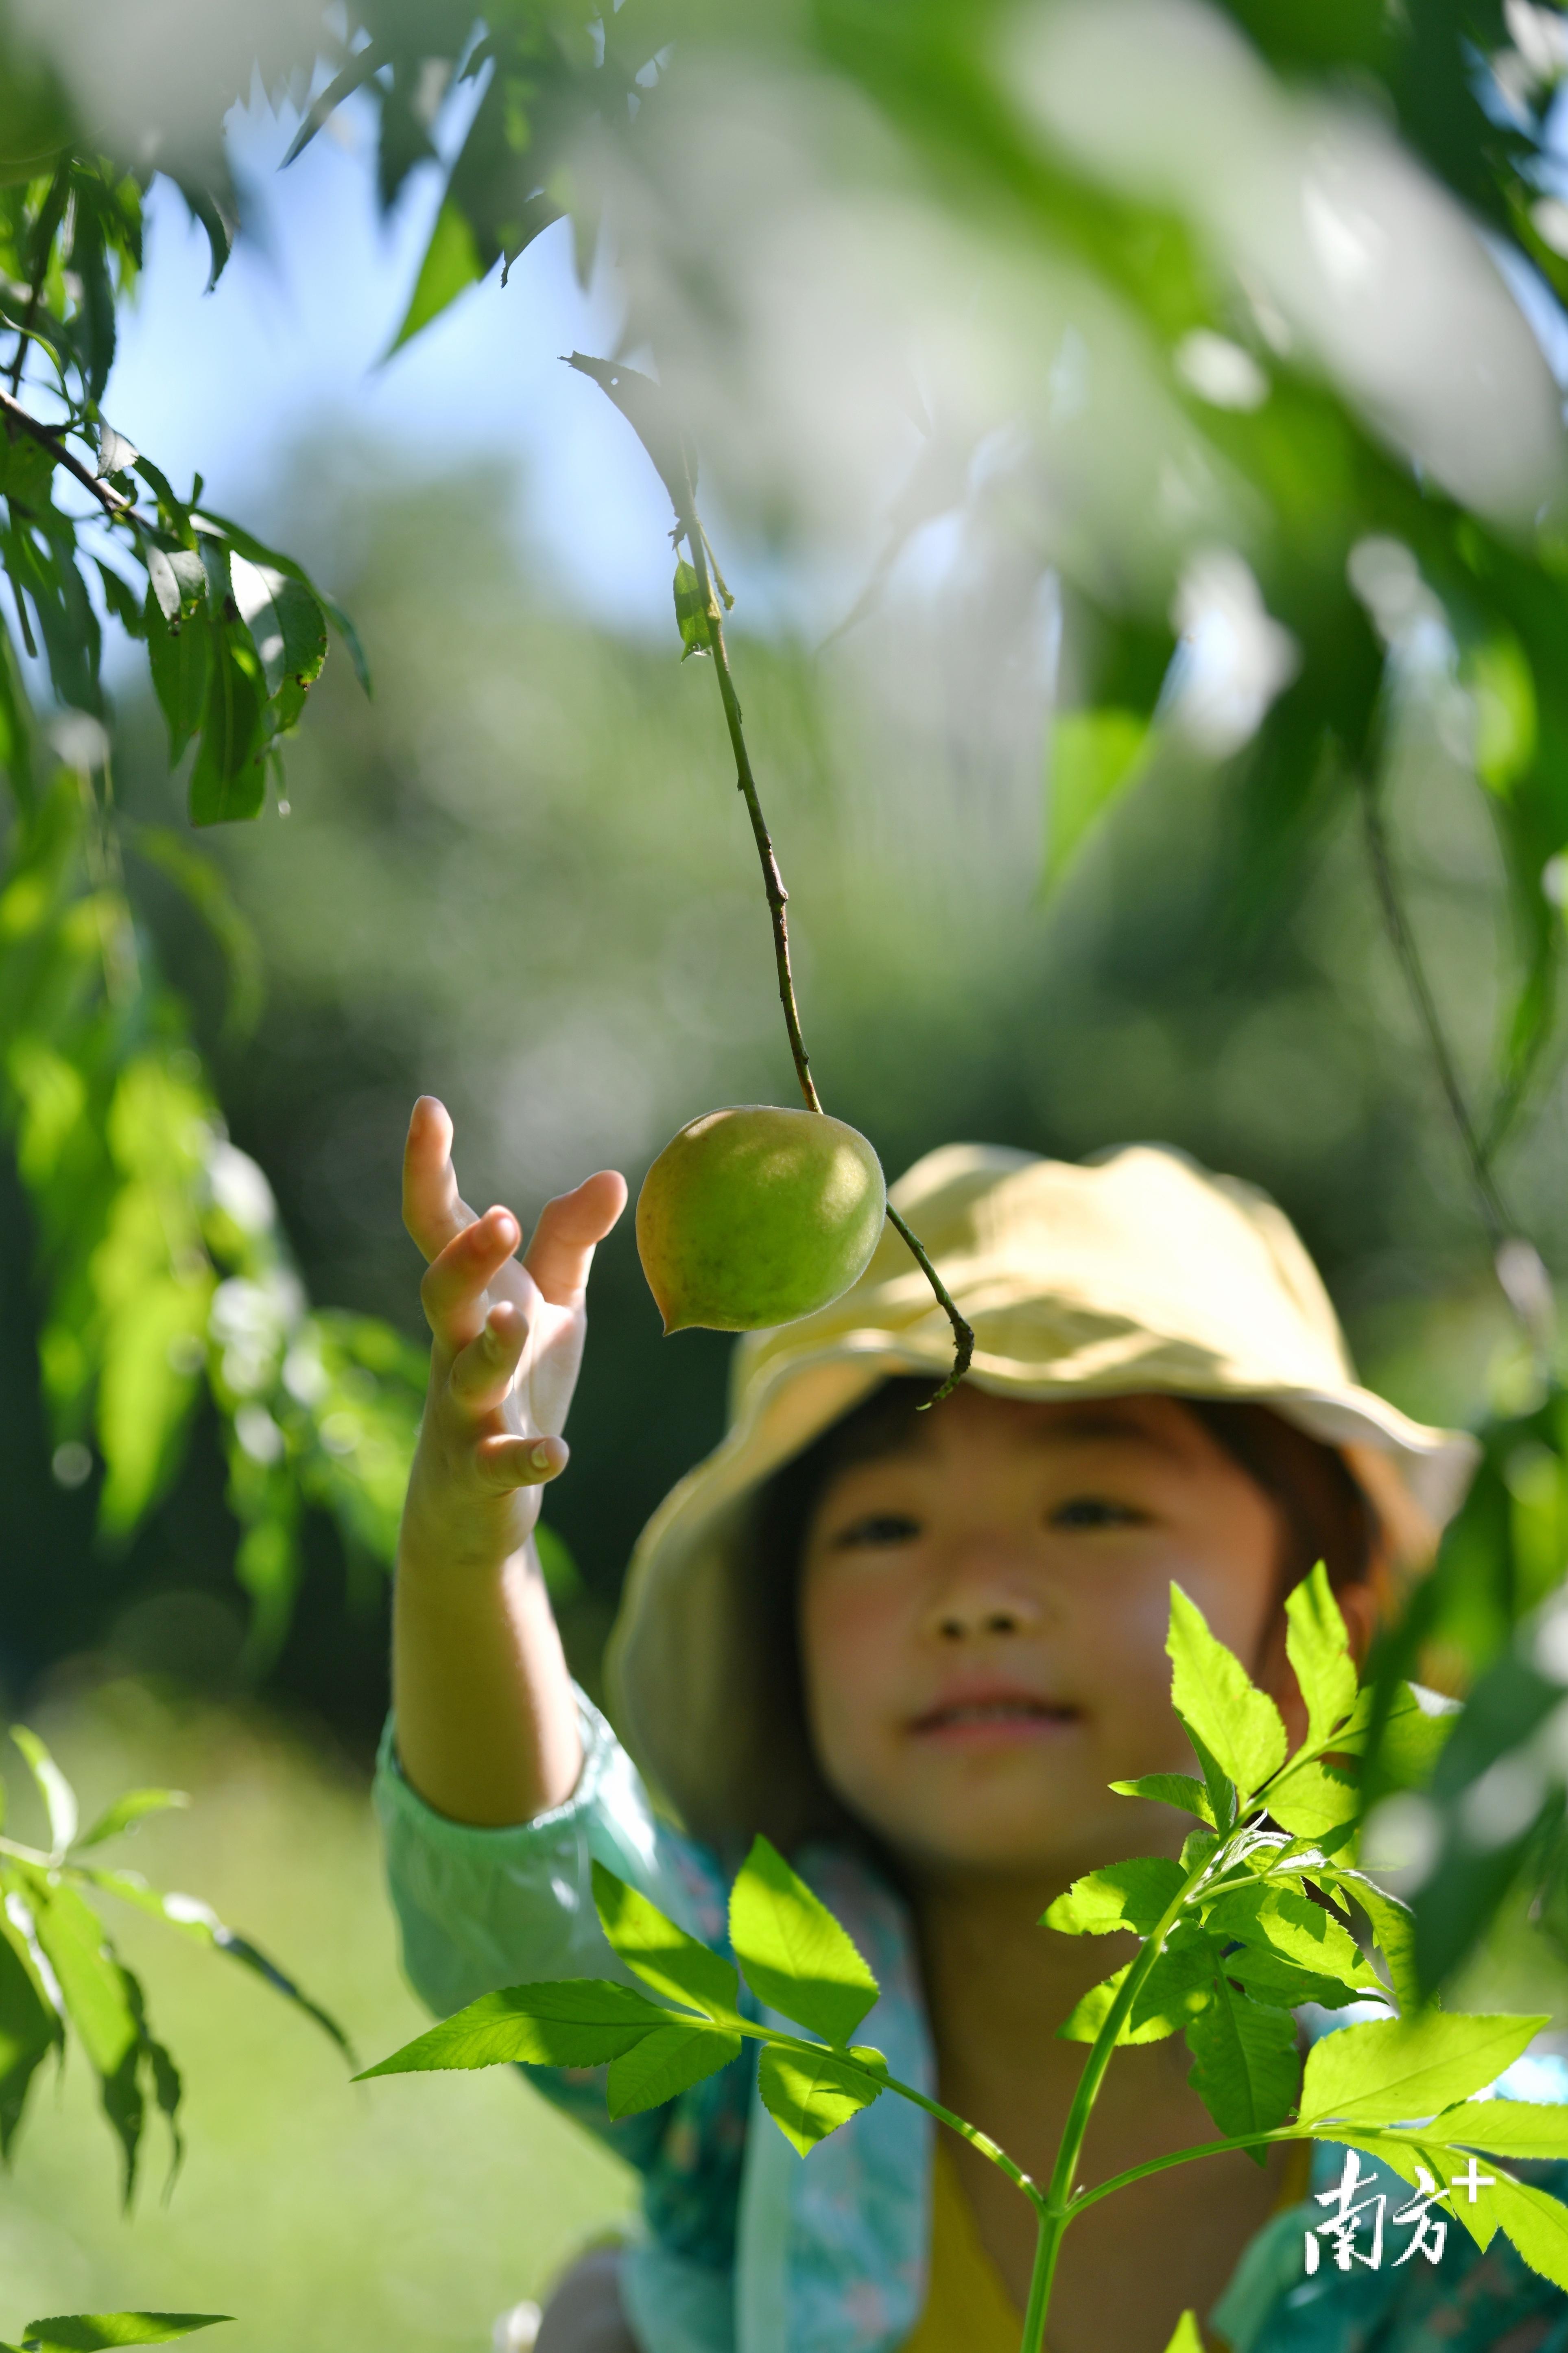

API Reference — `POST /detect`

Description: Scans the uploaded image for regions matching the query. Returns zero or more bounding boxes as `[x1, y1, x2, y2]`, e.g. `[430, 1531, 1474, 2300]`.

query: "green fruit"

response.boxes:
[637, 1105, 887, 1333]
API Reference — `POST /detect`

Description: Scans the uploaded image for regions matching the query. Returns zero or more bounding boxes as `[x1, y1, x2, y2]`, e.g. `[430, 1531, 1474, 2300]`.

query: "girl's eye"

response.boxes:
[830, 1512, 922, 1550]
[1049, 1496, 1143, 1530]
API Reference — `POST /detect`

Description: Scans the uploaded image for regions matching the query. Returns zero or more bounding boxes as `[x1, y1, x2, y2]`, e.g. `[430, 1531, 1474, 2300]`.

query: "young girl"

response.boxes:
[378, 1099, 1560, 2353]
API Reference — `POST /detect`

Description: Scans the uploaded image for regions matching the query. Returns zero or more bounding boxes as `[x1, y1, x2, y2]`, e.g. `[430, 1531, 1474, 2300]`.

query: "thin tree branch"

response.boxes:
[0, 386, 135, 523]
[1356, 772, 1511, 1254]
[681, 512, 976, 1402]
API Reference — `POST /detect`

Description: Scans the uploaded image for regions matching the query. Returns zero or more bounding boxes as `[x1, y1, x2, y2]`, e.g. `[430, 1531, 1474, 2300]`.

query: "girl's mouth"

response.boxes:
[911, 1695, 1080, 1743]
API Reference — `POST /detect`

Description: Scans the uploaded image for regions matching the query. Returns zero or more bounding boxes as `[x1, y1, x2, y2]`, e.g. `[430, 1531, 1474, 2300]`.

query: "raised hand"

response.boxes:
[400, 1095, 627, 1571]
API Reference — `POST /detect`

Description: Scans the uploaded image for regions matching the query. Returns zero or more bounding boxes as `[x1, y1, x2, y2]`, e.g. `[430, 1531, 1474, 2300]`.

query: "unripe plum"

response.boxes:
[637, 1105, 887, 1333]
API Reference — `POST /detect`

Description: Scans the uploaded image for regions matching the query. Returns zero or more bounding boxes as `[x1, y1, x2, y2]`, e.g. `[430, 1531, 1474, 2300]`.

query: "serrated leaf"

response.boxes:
[22, 2320, 229, 2351]
[1487, 2168, 1568, 2291]
[11, 1728, 76, 1855]
[1424, 2100, 1568, 2159]
[1058, 1936, 1215, 2045]
[1284, 1565, 1358, 1752]
[1043, 1857, 1185, 1937]
[591, 1864, 738, 2019]
[1203, 1884, 1378, 1994]
[1335, 1876, 1419, 2012]
[1185, 1979, 1300, 2149]
[1220, 1945, 1374, 2012]
[1168, 1585, 1286, 1798]
[74, 1790, 190, 1852]
[758, 2042, 882, 2154]
[1299, 2013, 1547, 2128]
[1109, 1774, 1215, 1825]
[355, 1978, 671, 2078]
[729, 1837, 878, 2049]
[604, 2020, 740, 2117]
[1264, 1759, 1360, 1840]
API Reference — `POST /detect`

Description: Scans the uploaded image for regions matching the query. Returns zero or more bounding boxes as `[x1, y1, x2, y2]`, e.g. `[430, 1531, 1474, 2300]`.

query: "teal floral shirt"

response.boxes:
[375, 1693, 1568, 2353]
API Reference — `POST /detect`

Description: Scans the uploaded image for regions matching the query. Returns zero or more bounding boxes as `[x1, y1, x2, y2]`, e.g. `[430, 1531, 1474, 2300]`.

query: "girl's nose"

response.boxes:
[923, 1554, 1044, 1643]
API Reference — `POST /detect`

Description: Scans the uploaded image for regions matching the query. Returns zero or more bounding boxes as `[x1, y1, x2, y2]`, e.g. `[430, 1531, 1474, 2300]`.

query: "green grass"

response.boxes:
[0, 1677, 634, 2351]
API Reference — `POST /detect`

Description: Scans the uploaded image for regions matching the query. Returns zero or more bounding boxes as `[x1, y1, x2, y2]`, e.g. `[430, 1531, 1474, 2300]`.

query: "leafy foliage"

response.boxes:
[6, 2320, 226, 2353]
[0, 1721, 347, 2203]
[365, 1575, 1568, 2345]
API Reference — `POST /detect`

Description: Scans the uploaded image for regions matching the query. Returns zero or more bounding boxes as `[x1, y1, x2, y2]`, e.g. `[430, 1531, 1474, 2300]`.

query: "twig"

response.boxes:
[0, 386, 135, 524]
[684, 520, 820, 1116]
[8, 159, 69, 402]
[1356, 773, 1511, 1254]
[682, 514, 976, 1400]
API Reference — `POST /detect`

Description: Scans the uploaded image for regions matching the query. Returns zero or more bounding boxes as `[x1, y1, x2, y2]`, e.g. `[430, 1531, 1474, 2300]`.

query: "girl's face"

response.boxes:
[798, 1387, 1330, 1888]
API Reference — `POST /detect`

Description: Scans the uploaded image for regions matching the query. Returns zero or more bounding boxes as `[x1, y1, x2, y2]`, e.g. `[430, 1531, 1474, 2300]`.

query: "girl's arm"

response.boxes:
[392, 1094, 627, 1826]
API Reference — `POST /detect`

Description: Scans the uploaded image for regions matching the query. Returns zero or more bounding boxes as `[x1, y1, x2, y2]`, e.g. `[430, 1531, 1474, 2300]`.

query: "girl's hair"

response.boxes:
[736, 1379, 1380, 1851]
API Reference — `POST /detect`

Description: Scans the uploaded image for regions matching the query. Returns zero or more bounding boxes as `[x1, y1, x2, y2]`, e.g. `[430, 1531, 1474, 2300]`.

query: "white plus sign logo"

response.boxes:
[1449, 2157, 1496, 2206]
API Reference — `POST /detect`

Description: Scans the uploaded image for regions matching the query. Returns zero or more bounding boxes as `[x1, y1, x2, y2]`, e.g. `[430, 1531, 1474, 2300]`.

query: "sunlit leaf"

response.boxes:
[1158, 2315, 1204, 2353]
[1043, 1857, 1184, 1938]
[1487, 2168, 1568, 2292]
[1167, 1585, 1287, 1798]
[21, 2318, 229, 2351]
[1185, 1979, 1300, 2151]
[1044, 707, 1150, 891]
[1058, 1936, 1214, 2046]
[74, 1789, 190, 1852]
[591, 1863, 738, 2019]
[758, 2042, 881, 2154]
[355, 1978, 671, 2078]
[1333, 1874, 1419, 2012]
[0, 1909, 61, 2155]
[188, 625, 266, 824]
[1423, 2100, 1568, 2160]
[1263, 1759, 1360, 1840]
[1299, 2013, 1547, 2129]
[387, 200, 482, 357]
[1202, 1884, 1379, 1995]
[1220, 1945, 1373, 2012]
[1284, 1565, 1358, 1752]
[604, 2019, 741, 2117]
[729, 1837, 878, 2049]
[1108, 1773, 1215, 1825]
[11, 1728, 76, 1854]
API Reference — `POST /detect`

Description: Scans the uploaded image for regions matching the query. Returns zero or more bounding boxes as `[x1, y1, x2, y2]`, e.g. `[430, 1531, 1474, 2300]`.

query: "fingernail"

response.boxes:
[530, 1442, 553, 1472]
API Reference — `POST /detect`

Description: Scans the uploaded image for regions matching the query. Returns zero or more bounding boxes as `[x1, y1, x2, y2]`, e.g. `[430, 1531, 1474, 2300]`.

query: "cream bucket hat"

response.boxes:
[606, 1141, 1478, 1837]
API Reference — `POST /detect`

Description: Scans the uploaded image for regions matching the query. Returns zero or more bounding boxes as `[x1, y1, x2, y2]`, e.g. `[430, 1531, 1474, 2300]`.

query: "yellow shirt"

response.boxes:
[900, 2140, 1315, 2352]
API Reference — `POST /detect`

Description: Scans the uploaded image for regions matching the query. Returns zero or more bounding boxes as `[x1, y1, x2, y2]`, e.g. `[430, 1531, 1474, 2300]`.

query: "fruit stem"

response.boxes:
[681, 512, 974, 1400]
[684, 520, 821, 1117]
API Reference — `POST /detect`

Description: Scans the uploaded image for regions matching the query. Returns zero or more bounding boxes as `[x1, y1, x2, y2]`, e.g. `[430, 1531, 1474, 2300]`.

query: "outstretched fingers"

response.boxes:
[404, 1095, 480, 1263]
[524, 1169, 629, 1306]
[421, 1205, 522, 1354]
[474, 1432, 568, 1490]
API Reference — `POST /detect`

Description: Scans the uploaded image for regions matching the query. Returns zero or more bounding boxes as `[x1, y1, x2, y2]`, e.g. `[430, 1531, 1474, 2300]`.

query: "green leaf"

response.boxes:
[354, 1978, 671, 2077]
[591, 1864, 739, 2019]
[1044, 707, 1150, 891]
[11, 1727, 77, 1854]
[1043, 1857, 1184, 1937]
[1167, 1585, 1287, 1797]
[24, 1878, 142, 2197]
[757, 2042, 882, 2154]
[149, 595, 215, 756]
[1376, 1683, 1456, 1788]
[1263, 1759, 1360, 1840]
[1185, 1979, 1300, 2149]
[188, 625, 266, 823]
[1487, 2169, 1568, 2292]
[387, 200, 483, 356]
[0, 1911, 62, 2156]
[1424, 2100, 1568, 2159]
[1335, 1876, 1419, 2012]
[673, 559, 710, 659]
[1158, 2316, 1204, 2353]
[729, 1837, 879, 2049]
[1298, 2013, 1547, 2128]
[604, 2020, 741, 2117]
[1108, 1774, 1215, 1825]
[1284, 1565, 1358, 1751]
[22, 2320, 229, 2351]
[1220, 1945, 1374, 2012]
[74, 1789, 189, 1852]
[1203, 1884, 1379, 1994]
[564, 354, 699, 525]
[1058, 1937, 1215, 2045]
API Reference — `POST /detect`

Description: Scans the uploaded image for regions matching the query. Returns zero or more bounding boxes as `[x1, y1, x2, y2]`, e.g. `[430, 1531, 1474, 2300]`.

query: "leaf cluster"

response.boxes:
[0, 1723, 347, 2203]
